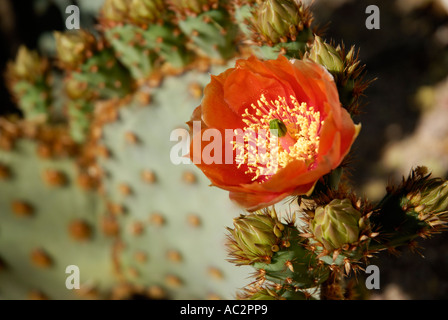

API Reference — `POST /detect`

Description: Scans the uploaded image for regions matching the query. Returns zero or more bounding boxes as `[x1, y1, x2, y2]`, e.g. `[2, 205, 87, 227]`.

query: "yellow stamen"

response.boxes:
[232, 94, 323, 182]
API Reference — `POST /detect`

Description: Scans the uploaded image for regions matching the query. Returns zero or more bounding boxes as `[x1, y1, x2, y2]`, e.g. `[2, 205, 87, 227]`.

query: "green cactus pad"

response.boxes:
[10, 80, 51, 122]
[253, 227, 329, 289]
[72, 48, 133, 100]
[0, 139, 118, 300]
[104, 25, 158, 80]
[177, 9, 237, 60]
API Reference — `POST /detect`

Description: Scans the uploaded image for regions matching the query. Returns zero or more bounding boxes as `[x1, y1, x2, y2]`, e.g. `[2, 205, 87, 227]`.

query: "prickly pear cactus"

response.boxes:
[0, 0, 261, 300]
[1, 0, 447, 301]
[0, 123, 118, 300]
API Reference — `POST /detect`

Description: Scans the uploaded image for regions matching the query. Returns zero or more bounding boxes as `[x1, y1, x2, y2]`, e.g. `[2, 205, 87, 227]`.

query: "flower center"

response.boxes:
[269, 119, 287, 137]
[233, 94, 323, 182]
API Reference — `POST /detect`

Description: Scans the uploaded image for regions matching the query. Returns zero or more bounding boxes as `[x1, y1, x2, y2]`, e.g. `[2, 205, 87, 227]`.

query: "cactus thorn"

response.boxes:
[69, 220, 92, 241]
[149, 212, 165, 226]
[124, 131, 139, 144]
[285, 260, 294, 272]
[134, 251, 148, 264]
[101, 215, 120, 237]
[166, 250, 183, 263]
[182, 170, 197, 184]
[147, 285, 166, 299]
[11, 200, 34, 217]
[187, 214, 201, 227]
[165, 274, 183, 287]
[31, 248, 53, 268]
[130, 221, 145, 236]
[208, 267, 224, 280]
[42, 169, 67, 187]
[28, 290, 49, 300]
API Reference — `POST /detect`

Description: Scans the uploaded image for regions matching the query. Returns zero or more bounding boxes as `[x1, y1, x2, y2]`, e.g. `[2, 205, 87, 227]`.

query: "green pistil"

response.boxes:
[269, 119, 287, 137]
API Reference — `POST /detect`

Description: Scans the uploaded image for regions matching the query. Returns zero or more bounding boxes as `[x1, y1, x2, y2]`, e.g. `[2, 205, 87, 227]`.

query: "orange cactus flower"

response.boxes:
[187, 55, 360, 211]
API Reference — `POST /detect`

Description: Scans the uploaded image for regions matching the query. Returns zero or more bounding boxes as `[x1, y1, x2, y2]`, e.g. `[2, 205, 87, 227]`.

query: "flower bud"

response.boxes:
[408, 177, 448, 217]
[253, 0, 311, 45]
[101, 0, 130, 22]
[227, 210, 282, 264]
[311, 199, 362, 251]
[7, 46, 48, 83]
[129, 0, 164, 24]
[307, 36, 344, 74]
[54, 30, 96, 70]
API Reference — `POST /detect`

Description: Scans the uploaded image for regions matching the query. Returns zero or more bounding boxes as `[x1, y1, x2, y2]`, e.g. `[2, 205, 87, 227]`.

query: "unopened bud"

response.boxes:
[408, 178, 448, 216]
[7, 46, 48, 83]
[129, 0, 164, 24]
[254, 0, 308, 44]
[307, 36, 344, 74]
[54, 30, 96, 70]
[101, 0, 129, 22]
[311, 199, 362, 251]
[227, 210, 283, 264]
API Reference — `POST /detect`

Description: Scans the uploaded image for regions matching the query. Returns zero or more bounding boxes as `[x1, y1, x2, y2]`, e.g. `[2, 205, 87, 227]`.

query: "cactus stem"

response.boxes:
[285, 260, 294, 272]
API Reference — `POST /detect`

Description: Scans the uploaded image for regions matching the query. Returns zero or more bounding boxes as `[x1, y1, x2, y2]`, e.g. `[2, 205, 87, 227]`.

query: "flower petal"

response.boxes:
[229, 190, 293, 212]
[188, 127, 254, 187]
[223, 66, 288, 116]
[201, 68, 245, 130]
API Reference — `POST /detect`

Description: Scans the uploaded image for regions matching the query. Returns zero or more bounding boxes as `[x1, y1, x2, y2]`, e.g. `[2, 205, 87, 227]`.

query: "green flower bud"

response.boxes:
[408, 178, 448, 217]
[54, 30, 96, 70]
[311, 199, 362, 251]
[307, 36, 344, 74]
[227, 210, 282, 264]
[7, 46, 48, 83]
[254, 0, 302, 44]
[129, 0, 164, 24]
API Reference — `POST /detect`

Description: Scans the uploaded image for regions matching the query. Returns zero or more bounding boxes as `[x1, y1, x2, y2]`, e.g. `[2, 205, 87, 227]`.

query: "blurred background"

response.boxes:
[0, 0, 448, 299]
